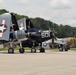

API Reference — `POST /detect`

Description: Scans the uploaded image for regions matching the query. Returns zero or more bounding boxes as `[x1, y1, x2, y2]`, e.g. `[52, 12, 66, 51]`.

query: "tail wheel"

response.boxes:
[19, 48, 25, 53]
[8, 48, 14, 53]
[40, 48, 45, 53]
[31, 48, 36, 53]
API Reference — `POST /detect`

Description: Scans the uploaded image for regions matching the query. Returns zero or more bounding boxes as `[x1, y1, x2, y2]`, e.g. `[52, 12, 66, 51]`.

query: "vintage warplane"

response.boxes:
[42, 37, 70, 51]
[0, 13, 55, 53]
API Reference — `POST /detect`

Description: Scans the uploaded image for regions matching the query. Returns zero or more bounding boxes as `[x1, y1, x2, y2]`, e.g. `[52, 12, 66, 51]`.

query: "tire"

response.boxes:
[59, 48, 63, 51]
[19, 48, 25, 53]
[40, 48, 45, 53]
[65, 48, 68, 51]
[8, 48, 14, 53]
[31, 48, 36, 53]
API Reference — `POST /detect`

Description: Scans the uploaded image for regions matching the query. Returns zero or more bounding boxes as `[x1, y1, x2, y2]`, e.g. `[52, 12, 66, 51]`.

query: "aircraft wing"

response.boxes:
[0, 13, 12, 41]
[11, 13, 19, 31]
[45, 39, 66, 45]
[17, 18, 35, 31]
[17, 18, 26, 30]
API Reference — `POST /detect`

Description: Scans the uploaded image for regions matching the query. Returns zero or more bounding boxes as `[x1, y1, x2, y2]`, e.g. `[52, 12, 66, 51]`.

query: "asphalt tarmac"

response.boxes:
[0, 50, 76, 75]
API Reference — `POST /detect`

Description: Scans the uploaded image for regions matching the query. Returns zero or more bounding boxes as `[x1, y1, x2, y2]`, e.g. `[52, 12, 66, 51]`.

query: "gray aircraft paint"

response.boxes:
[0, 13, 12, 41]
[17, 18, 27, 30]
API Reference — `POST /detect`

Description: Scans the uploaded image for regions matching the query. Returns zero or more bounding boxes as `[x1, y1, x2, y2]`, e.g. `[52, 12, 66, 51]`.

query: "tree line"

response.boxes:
[0, 9, 76, 38]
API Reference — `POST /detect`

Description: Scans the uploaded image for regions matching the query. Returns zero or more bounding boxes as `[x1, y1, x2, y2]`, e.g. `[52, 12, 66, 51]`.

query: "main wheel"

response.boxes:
[59, 47, 63, 51]
[19, 48, 25, 53]
[31, 48, 36, 53]
[65, 48, 68, 51]
[8, 48, 14, 53]
[40, 48, 45, 53]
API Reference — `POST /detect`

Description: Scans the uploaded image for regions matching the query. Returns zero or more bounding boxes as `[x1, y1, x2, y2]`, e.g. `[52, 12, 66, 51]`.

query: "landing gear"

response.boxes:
[65, 45, 69, 51]
[40, 48, 45, 53]
[65, 48, 68, 51]
[59, 47, 63, 51]
[58, 44, 69, 52]
[19, 41, 25, 53]
[8, 42, 14, 53]
[30, 40, 37, 53]
[19, 48, 25, 53]
[31, 48, 36, 53]
[8, 48, 14, 53]
[58, 44, 63, 51]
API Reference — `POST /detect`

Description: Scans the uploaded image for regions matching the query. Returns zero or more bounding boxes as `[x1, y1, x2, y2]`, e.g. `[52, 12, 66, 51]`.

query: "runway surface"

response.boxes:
[0, 50, 76, 75]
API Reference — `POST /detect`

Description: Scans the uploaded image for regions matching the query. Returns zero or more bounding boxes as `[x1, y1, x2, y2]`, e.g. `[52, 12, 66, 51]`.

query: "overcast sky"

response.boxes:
[0, 0, 76, 27]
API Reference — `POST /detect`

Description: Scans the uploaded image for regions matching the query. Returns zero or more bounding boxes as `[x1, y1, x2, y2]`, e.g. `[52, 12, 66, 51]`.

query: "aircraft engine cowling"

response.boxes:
[41, 30, 54, 39]
[26, 30, 55, 43]
[26, 32, 41, 39]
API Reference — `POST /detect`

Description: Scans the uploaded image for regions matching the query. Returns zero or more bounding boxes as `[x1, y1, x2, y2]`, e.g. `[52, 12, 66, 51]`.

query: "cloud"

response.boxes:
[50, 0, 71, 9]
[15, 0, 49, 18]
[0, 0, 4, 3]
[10, 0, 76, 27]
[16, 0, 30, 5]
[0, 0, 76, 27]
[0, 0, 6, 7]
